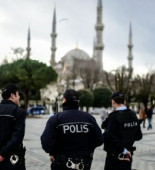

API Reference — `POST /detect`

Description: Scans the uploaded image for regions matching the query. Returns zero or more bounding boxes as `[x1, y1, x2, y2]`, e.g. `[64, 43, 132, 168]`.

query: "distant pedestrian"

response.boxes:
[0, 83, 26, 170]
[102, 91, 142, 170]
[145, 105, 153, 130]
[138, 106, 146, 128]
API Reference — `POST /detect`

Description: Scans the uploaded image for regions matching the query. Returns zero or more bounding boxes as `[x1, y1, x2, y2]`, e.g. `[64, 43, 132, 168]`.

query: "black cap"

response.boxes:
[110, 91, 124, 100]
[63, 89, 79, 102]
[1, 83, 19, 100]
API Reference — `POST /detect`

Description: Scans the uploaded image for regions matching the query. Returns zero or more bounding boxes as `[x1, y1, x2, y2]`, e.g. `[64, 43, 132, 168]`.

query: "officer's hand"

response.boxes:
[124, 151, 132, 161]
[118, 151, 131, 161]
[126, 151, 131, 157]
[50, 155, 55, 162]
[0, 155, 5, 162]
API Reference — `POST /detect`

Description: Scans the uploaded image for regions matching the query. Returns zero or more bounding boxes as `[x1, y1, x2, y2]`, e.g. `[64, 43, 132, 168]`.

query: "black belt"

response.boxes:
[107, 152, 117, 157]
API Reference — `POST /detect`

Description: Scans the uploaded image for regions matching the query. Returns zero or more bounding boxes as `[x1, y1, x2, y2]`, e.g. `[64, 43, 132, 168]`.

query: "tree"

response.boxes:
[78, 89, 93, 112]
[60, 59, 100, 90]
[106, 66, 132, 94]
[93, 88, 111, 108]
[0, 58, 57, 109]
[105, 66, 133, 107]
[1, 57, 9, 65]
[71, 58, 78, 89]
[78, 59, 100, 90]
[11, 47, 25, 59]
[133, 73, 155, 110]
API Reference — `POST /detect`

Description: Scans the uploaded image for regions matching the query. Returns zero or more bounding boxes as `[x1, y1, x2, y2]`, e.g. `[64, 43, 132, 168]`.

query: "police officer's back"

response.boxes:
[0, 83, 26, 170]
[41, 89, 103, 170]
[102, 92, 142, 170]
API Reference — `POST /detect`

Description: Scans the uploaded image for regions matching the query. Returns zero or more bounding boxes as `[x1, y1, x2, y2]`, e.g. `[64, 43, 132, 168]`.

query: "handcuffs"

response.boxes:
[118, 153, 131, 161]
[10, 154, 19, 165]
[66, 158, 84, 170]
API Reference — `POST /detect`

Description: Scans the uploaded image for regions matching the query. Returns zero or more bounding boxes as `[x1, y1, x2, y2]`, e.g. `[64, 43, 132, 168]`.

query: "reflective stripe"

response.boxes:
[0, 115, 14, 118]
[57, 122, 93, 127]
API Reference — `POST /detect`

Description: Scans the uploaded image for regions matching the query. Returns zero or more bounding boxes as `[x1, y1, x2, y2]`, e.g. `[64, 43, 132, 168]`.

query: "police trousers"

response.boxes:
[51, 155, 92, 170]
[104, 155, 132, 170]
[0, 157, 26, 170]
[0, 146, 26, 170]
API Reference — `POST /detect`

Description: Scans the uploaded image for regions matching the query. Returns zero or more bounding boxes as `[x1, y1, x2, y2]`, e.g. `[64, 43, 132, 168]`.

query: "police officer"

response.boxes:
[102, 92, 142, 170]
[0, 83, 26, 170]
[41, 89, 103, 170]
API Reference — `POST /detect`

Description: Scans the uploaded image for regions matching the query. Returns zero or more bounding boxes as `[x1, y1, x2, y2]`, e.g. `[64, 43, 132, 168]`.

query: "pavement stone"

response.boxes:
[24, 114, 155, 170]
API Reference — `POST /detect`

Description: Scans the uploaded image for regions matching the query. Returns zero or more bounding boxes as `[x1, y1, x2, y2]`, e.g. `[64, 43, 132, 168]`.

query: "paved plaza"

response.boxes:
[24, 114, 155, 170]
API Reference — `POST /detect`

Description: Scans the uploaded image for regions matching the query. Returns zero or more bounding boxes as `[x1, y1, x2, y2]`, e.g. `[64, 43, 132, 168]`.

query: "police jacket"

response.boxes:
[41, 102, 103, 157]
[103, 109, 142, 155]
[0, 100, 26, 158]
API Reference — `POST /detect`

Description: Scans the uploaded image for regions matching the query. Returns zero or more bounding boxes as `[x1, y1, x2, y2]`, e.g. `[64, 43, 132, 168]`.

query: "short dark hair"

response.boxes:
[110, 91, 124, 104]
[63, 89, 79, 103]
[1, 83, 19, 100]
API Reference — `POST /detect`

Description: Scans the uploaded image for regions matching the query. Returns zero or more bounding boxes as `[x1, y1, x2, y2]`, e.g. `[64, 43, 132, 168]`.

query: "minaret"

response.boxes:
[94, 0, 104, 70]
[50, 7, 57, 66]
[92, 38, 96, 59]
[128, 22, 133, 74]
[26, 27, 31, 59]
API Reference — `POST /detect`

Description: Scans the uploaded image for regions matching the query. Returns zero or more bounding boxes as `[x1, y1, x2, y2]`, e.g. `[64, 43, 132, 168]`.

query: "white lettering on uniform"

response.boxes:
[63, 125, 70, 134]
[83, 125, 89, 133]
[124, 121, 138, 128]
[63, 124, 89, 134]
[76, 125, 82, 133]
[70, 125, 76, 133]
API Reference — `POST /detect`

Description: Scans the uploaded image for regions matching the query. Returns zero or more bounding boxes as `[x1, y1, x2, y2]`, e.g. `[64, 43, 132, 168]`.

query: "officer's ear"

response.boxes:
[8, 93, 16, 102]
[62, 98, 67, 103]
[10, 93, 16, 99]
[111, 99, 115, 106]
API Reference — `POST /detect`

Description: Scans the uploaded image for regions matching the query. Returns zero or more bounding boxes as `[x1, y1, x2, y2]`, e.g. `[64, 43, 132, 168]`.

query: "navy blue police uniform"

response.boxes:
[102, 92, 142, 170]
[41, 89, 103, 170]
[0, 99, 26, 170]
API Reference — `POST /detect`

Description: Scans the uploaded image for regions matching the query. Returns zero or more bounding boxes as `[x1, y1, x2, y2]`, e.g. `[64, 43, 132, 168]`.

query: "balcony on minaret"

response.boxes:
[95, 24, 103, 30]
[95, 44, 104, 50]
[26, 47, 31, 50]
[51, 47, 57, 51]
[128, 44, 133, 48]
[51, 33, 57, 37]
[128, 56, 133, 60]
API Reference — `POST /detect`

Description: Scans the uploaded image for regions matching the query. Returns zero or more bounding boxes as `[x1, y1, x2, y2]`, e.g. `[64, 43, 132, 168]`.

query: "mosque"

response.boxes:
[25, 0, 134, 105]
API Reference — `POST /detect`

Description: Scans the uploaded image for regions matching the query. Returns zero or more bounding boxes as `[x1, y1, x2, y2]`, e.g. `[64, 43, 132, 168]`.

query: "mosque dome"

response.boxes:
[61, 48, 90, 69]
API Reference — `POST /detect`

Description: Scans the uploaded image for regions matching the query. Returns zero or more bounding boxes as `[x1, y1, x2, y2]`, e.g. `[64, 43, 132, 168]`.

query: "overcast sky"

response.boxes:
[0, 0, 155, 75]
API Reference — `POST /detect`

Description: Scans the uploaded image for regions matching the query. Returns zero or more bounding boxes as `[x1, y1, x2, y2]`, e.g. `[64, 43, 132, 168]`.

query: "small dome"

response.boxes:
[62, 48, 90, 69]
